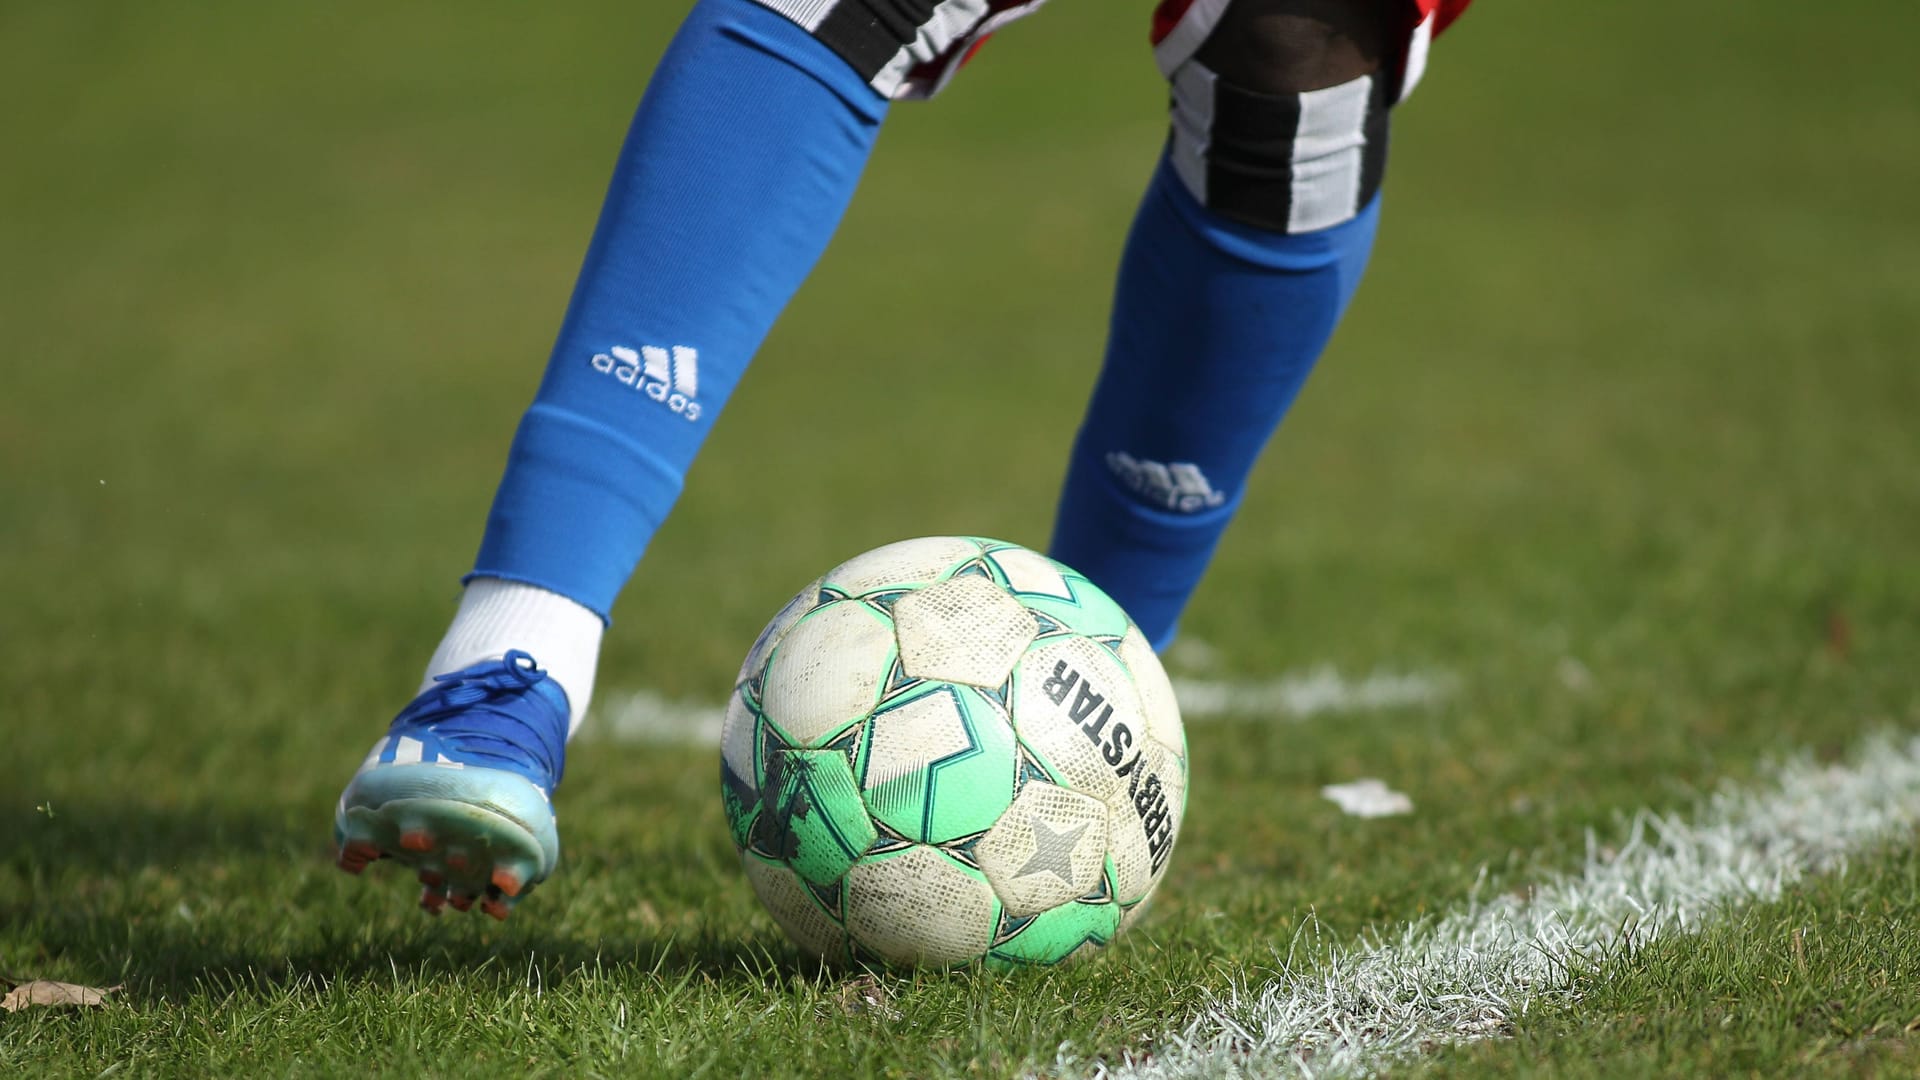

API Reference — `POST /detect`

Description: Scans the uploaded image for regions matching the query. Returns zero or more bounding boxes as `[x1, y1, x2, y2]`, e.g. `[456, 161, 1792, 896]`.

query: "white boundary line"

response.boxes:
[1063, 731, 1920, 1079]
[591, 689, 727, 746]
[1172, 667, 1452, 722]
[588, 666, 1450, 747]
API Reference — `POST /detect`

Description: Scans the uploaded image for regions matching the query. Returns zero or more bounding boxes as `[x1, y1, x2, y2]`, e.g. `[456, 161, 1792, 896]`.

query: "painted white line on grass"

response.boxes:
[588, 666, 1451, 747]
[1172, 667, 1452, 721]
[593, 689, 726, 746]
[1067, 731, 1920, 1080]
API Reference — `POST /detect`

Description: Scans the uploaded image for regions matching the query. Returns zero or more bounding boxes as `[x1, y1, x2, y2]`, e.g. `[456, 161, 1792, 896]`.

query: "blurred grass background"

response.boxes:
[2, 0, 1917, 1074]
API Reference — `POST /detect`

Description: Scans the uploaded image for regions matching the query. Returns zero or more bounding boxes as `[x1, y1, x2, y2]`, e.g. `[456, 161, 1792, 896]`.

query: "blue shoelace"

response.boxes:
[389, 650, 568, 785]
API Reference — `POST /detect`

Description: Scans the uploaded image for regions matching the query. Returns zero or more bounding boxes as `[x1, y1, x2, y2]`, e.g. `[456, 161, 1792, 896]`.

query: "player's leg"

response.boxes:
[335, 0, 894, 918]
[1049, 0, 1411, 650]
[419, 0, 1047, 748]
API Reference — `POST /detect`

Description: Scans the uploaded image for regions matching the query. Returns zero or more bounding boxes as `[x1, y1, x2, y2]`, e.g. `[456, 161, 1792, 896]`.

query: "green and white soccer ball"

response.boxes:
[721, 536, 1187, 968]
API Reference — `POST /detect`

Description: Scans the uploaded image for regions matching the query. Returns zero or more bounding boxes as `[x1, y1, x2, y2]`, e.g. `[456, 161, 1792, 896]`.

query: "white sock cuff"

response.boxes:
[422, 578, 605, 735]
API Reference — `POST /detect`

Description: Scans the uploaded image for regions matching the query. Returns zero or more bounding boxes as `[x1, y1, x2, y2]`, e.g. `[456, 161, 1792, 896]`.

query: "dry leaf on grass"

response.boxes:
[829, 974, 901, 1021]
[1, 981, 121, 1012]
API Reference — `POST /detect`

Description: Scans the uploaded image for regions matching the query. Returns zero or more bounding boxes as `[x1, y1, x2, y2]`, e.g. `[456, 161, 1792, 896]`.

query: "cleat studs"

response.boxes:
[490, 867, 525, 898]
[419, 870, 446, 889]
[445, 850, 469, 872]
[449, 893, 475, 913]
[481, 898, 511, 922]
[337, 838, 380, 874]
[419, 888, 447, 916]
[398, 829, 434, 853]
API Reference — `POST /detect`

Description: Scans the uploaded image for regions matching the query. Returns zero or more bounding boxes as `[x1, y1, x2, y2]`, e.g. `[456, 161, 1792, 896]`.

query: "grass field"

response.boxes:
[4, 1, 1918, 1076]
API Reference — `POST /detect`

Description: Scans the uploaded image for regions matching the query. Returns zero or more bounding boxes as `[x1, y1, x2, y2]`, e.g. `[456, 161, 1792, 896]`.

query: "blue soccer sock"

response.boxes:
[470, 0, 887, 620]
[1049, 156, 1381, 650]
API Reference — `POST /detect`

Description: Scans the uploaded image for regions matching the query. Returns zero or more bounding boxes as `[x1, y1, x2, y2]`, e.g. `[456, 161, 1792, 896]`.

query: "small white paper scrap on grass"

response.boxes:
[1320, 778, 1413, 818]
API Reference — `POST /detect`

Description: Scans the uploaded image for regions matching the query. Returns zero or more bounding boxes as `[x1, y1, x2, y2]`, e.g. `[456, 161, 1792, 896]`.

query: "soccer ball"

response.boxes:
[720, 536, 1187, 968]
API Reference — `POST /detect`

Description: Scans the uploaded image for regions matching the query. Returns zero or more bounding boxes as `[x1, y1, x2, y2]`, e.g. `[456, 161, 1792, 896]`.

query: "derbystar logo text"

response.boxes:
[591, 344, 702, 422]
[1041, 658, 1176, 875]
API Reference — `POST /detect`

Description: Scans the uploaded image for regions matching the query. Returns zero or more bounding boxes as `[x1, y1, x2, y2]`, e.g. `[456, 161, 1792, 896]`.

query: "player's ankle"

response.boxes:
[423, 577, 605, 734]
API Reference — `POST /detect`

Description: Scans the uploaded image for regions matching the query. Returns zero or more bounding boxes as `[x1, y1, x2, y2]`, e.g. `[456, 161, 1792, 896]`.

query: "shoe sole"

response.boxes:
[334, 764, 560, 920]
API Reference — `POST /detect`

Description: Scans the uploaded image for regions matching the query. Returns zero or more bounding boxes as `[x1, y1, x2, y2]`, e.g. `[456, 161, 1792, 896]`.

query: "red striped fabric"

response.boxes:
[1429, 0, 1472, 34]
[1151, 0, 1198, 45]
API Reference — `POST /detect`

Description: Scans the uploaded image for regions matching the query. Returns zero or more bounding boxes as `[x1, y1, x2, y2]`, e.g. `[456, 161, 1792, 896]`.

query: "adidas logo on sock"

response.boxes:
[590, 344, 702, 422]
[1106, 452, 1227, 513]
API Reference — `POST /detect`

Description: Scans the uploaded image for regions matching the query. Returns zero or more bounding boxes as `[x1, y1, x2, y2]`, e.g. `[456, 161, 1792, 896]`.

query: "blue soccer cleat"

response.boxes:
[334, 650, 569, 920]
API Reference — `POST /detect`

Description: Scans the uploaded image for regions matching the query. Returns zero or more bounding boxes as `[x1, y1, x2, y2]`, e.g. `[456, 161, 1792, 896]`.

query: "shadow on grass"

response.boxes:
[65, 924, 810, 1003]
[1, 798, 815, 1001]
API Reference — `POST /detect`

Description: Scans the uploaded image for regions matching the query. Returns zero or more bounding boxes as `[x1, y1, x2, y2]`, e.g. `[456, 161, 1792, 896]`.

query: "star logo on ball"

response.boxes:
[1015, 816, 1090, 884]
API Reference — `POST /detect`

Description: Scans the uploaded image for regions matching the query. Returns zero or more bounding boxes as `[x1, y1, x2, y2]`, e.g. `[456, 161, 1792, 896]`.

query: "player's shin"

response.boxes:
[1048, 145, 1381, 650]
[449, 0, 887, 720]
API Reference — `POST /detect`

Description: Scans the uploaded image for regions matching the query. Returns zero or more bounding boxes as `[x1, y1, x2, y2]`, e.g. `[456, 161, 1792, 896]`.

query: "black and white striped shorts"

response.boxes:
[749, 0, 1437, 233]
